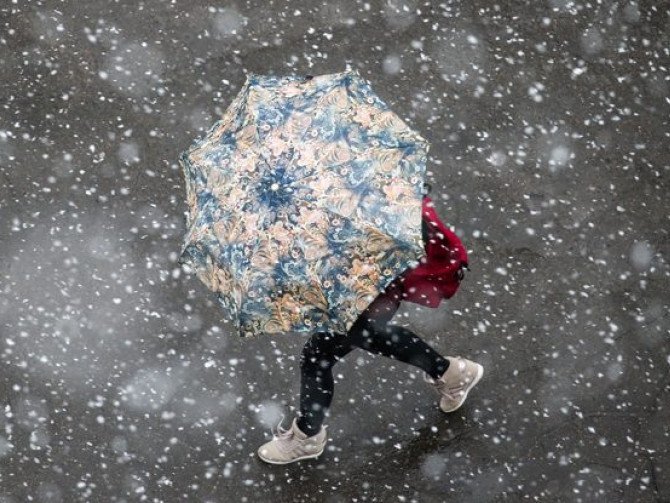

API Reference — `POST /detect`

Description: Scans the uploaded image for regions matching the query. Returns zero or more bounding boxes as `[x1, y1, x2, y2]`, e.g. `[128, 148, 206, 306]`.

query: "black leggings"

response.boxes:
[296, 286, 450, 437]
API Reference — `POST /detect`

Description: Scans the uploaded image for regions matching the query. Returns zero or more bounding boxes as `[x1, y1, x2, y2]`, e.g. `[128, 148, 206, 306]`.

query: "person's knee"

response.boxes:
[362, 316, 389, 337]
[351, 321, 379, 351]
[299, 344, 320, 369]
[356, 319, 402, 352]
[300, 333, 338, 371]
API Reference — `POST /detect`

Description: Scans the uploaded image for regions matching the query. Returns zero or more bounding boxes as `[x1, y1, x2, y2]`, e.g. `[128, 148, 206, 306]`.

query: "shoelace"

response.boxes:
[272, 414, 296, 453]
[271, 414, 327, 453]
[424, 374, 465, 402]
[423, 361, 471, 401]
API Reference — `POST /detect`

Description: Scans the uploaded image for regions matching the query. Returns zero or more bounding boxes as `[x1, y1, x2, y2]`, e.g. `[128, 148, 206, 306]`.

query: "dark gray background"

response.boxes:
[1, 0, 668, 501]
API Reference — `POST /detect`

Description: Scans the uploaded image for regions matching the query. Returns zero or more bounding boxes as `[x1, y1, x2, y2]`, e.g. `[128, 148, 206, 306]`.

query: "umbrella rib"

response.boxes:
[180, 69, 430, 337]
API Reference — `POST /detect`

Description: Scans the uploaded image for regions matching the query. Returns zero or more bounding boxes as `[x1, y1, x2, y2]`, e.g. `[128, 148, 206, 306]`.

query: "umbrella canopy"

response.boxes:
[178, 68, 429, 338]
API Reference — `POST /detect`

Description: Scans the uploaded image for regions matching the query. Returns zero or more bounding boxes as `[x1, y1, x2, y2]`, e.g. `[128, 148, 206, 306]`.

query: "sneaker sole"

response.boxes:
[440, 363, 484, 413]
[257, 446, 326, 465]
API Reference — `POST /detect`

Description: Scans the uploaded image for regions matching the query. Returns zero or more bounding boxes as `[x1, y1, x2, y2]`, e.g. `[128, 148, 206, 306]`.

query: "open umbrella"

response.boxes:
[178, 68, 429, 338]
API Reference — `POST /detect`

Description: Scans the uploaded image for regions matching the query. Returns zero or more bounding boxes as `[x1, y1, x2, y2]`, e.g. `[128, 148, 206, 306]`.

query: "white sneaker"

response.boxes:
[423, 357, 484, 413]
[257, 416, 328, 465]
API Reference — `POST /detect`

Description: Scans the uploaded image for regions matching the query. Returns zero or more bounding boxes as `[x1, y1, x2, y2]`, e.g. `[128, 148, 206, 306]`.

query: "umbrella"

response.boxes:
[178, 68, 429, 338]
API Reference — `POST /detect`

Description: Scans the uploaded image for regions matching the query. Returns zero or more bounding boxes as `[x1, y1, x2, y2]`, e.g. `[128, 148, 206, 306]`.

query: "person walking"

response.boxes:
[257, 183, 483, 465]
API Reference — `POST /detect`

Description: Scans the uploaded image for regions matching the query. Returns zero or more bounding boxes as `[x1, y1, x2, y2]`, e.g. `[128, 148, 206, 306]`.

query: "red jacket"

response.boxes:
[392, 196, 469, 308]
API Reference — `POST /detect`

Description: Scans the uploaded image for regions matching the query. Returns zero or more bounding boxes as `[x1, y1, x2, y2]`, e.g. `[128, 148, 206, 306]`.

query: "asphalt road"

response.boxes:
[1, 0, 668, 501]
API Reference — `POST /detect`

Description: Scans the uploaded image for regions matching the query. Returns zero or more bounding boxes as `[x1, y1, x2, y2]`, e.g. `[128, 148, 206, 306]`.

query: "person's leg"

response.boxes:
[351, 284, 484, 415]
[295, 284, 449, 438]
[348, 285, 450, 380]
[296, 330, 355, 437]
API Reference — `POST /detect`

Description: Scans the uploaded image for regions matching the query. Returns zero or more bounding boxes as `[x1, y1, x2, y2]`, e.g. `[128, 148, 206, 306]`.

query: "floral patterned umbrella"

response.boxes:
[178, 68, 429, 338]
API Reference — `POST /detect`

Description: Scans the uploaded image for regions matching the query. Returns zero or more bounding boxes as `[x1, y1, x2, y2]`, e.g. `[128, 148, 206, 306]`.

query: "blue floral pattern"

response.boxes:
[178, 69, 429, 338]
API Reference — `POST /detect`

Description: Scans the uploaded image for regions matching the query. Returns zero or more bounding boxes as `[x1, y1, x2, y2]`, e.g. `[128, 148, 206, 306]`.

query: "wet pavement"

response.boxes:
[1, 0, 669, 501]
